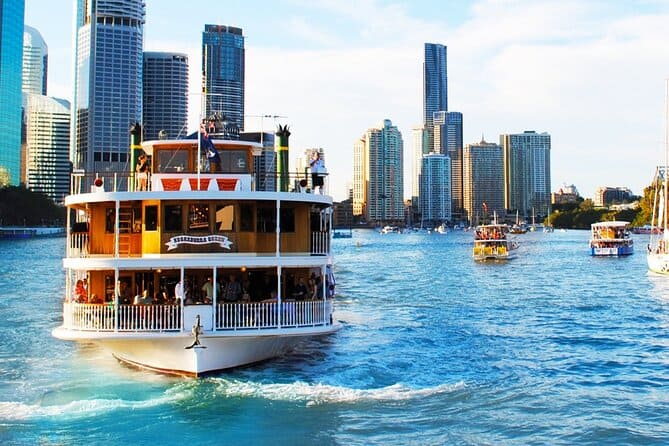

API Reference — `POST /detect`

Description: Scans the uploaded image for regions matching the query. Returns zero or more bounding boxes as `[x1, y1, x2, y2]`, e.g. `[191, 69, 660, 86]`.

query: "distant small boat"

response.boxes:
[380, 225, 400, 234]
[472, 216, 519, 261]
[590, 221, 633, 256]
[333, 228, 353, 239]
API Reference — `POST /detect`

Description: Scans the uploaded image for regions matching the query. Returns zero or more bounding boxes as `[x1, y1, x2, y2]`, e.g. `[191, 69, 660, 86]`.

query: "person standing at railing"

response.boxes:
[309, 151, 325, 194]
[136, 153, 150, 191]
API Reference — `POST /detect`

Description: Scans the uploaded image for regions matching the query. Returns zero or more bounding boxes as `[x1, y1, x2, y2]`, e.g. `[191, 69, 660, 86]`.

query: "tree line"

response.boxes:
[0, 185, 65, 227]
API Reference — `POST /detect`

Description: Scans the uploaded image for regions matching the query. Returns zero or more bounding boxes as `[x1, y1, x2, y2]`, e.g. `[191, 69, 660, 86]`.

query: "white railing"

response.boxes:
[69, 233, 89, 258]
[311, 231, 330, 255]
[215, 300, 331, 330]
[63, 300, 334, 332]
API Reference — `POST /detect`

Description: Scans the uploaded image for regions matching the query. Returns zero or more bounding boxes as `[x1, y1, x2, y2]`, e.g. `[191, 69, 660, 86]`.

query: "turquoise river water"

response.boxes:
[1, 229, 668, 445]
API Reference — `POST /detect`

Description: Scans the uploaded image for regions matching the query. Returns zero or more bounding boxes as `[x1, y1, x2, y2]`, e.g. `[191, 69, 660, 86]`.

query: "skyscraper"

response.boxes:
[501, 130, 552, 218]
[353, 119, 404, 223]
[423, 43, 448, 150]
[419, 153, 452, 225]
[433, 111, 463, 221]
[202, 25, 245, 133]
[23, 94, 71, 204]
[143, 52, 188, 141]
[72, 0, 145, 173]
[23, 25, 47, 95]
[0, 0, 25, 186]
[463, 139, 505, 224]
[411, 125, 427, 204]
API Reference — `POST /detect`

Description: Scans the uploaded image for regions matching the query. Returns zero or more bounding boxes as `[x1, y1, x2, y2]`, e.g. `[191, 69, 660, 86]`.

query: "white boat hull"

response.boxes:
[53, 324, 341, 376]
[647, 252, 669, 275]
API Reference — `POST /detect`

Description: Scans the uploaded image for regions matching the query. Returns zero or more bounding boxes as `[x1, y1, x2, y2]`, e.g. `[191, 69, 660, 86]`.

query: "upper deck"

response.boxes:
[65, 138, 333, 262]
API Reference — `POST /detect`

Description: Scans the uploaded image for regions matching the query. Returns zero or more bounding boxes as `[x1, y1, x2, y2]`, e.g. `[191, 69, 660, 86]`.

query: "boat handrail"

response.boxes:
[69, 171, 330, 196]
[62, 300, 334, 332]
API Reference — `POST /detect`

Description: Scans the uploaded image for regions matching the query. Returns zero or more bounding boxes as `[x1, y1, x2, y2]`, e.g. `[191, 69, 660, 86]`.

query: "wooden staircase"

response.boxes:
[118, 208, 132, 256]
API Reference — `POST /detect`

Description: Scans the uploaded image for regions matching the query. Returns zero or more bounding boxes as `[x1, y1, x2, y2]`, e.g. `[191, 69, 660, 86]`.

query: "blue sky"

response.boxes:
[25, 0, 669, 201]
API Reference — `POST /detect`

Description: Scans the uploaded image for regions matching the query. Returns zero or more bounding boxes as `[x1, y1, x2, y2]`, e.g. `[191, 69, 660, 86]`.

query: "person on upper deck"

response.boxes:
[309, 151, 325, 194]
[136, 153, 150, 191]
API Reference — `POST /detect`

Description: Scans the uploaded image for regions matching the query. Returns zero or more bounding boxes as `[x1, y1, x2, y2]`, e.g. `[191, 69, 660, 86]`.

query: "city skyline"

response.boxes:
[23, 0, 669, 201]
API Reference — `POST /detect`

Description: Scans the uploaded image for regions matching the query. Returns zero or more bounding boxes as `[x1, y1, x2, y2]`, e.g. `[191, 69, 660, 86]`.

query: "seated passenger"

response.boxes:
[73, 279, 87, 303]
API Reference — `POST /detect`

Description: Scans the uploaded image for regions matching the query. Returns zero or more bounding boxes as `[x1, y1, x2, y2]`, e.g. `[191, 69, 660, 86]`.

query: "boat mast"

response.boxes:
[662, 79, 669, 233]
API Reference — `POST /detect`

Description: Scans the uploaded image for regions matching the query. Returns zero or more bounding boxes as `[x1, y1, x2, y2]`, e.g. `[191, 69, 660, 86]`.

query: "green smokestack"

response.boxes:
[130, 122, 142, 191]
[275, 124, 290, 192]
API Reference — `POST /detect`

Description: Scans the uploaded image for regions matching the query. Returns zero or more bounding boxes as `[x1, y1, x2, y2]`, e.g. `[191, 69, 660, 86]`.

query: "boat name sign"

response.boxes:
[165, 235, 233, 251]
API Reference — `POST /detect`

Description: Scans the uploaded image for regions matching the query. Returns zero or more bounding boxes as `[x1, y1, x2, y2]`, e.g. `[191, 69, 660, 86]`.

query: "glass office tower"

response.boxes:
[202, 24, 245, 134]
[0, 0, 25, 186]
[143, 52, 189, 141]
[72, 0, 145, 173]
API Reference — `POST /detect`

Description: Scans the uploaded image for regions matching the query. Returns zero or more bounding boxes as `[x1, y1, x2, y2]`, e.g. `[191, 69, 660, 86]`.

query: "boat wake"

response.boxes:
[0, 380, 465, 420]
[207, 378, 466, 406]
[0, 386, 191, 421]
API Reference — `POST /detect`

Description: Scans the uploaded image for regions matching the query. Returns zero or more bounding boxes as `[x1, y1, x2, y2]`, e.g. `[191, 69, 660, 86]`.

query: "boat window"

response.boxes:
[145, 205, 158, 231]
[256, 207, 276, 233]
[156, 149, 189, 173]
[215, 204, 235, 232]
[105, 208, 115, 233]
[132, 207, 142, 233]
[164, 204, 183, 232]
[189, 203, 210, 231]
[239, 204, 253, 232]
[221, 150, 247, 173]
[280, 208, 295, 232]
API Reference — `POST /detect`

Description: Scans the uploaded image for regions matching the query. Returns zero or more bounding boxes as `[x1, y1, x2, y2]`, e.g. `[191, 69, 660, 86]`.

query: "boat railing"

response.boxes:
[70, 171, 329, 195]
[311, 231, 330, 255]
[63, 300, 333, 332]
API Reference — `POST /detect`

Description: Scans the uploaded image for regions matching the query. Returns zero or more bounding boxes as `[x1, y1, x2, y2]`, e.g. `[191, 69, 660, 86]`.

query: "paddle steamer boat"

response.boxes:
[52, 127, 340, 376]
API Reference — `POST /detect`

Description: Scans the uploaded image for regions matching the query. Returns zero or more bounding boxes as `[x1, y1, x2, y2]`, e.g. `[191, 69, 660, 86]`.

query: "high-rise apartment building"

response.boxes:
[240, 131, 276, 192]
[433, 111, 463, 221]
[353, 119, 404, 223]
[419, 153, 451, 225]
[411, 125, 427, 204]
[23, 94, 71, 204]
[0, 0, 25, 186]
[72, 0, 145, 173]
[501, 130, 551, 218]
[143, 52, 188, 141]
[463, 139, 505, 224]
[23, 25, 47, 95]
[423, 43, 448, 151]
[202, 25, 245, 134]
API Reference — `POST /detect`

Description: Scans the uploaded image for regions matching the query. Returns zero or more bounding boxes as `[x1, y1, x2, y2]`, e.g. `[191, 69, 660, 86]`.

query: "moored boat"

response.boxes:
[52, 127, 340, 376]
[472, 223, 519, 261]
[589, 221, 633, 256]
[648, 81, 669, 274]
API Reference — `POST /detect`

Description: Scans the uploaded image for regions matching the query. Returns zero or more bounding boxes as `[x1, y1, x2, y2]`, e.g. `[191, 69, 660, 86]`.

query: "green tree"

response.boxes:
[0, 185, 65, 226]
